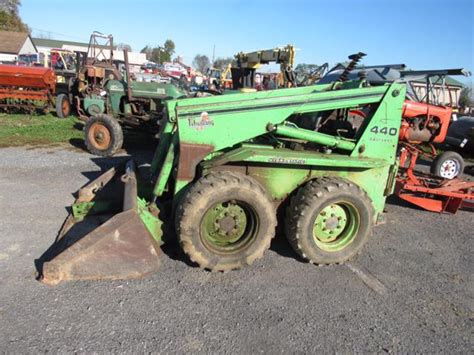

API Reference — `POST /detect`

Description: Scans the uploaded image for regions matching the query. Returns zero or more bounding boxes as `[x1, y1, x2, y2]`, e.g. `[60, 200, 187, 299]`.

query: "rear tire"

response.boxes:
[55, 93, 70, 118]
[431, 151, 464, 179]
[176, 171, 277, 271]
[84, 114, 123, 157]
[285, 177, 374, 265]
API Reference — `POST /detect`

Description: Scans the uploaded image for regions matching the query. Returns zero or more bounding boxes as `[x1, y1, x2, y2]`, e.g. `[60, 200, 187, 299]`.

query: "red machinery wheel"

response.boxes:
[55, 94, 71, 118]
[84, 114, 123, 157]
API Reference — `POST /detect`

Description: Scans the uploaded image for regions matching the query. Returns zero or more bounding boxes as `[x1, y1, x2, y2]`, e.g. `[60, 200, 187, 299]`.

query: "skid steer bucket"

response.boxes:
[38, 160, 163, 285]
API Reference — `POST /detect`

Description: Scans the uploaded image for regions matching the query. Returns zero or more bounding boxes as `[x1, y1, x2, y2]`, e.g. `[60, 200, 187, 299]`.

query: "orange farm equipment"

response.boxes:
[0, 64, 57, 113]
[395, 99, 474, 213]
[400, 100, 452, 144]
[395, 147, 474, 213]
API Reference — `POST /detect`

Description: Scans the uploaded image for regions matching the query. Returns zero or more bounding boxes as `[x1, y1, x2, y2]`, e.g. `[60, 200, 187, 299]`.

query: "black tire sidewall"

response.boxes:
[431, 151, 465, 178]
[55, 94, 70, 118]
[178, 173, 276, 270]
[84, 115, 123, 157]
[285, 178, 374, 265]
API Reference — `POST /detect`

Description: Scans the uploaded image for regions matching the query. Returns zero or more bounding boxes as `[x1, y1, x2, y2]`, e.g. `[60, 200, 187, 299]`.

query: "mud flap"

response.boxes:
[38, 160, 163, 285]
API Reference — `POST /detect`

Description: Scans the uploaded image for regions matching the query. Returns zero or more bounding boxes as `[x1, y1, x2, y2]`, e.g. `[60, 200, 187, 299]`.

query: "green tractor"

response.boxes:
[70, 32, 187, 156]
[39, 78, 406, 284]
[78, 59, 186, 156]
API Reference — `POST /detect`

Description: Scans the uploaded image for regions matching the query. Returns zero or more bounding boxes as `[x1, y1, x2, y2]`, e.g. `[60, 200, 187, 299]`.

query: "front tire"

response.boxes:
[55, 93, 70, 118]
[285, 177, 374, 265]
[176, 171, 277, 271]
[431, 151, 464, 179]
[84, 114, 123, 157]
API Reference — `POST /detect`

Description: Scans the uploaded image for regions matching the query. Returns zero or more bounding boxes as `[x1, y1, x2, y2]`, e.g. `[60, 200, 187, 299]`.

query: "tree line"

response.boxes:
[0, 0, 29, 32]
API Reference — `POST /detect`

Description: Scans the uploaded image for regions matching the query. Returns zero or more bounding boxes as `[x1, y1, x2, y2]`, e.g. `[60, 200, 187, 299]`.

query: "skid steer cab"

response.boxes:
[38, 79, 407, 284]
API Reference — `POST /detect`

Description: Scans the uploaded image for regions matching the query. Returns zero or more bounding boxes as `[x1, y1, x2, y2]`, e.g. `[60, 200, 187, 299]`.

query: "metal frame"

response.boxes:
[396, 146, 474, 213]
[87, 31, 114, 66]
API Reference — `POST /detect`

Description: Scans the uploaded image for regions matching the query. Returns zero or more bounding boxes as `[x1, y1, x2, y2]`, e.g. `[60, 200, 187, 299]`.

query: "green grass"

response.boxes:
[0, 113, 84, 147]
[0, 113, 156, 151]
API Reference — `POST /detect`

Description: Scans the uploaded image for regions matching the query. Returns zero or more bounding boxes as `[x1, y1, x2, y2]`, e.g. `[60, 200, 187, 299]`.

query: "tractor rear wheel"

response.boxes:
[431, 151, 464, 179]
[176, 171, 277, 271]
[55, 93, 70, 118]
[285, 177, 373, 265]
[84, 114, 123, 157]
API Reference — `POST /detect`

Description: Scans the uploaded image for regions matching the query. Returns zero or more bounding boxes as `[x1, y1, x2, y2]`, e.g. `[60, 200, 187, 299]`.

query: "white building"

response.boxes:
[0, 31, 38, 63]
[32, 38, 147, 66]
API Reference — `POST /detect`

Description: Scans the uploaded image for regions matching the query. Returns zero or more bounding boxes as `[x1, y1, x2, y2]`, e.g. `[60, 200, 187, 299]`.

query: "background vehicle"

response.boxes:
[69, 32, 187, 156]
[232, 44, 297, 89]
[446, 116, 474, 154]
[18, 53, 43, 66]
[208, 63, 232, 89]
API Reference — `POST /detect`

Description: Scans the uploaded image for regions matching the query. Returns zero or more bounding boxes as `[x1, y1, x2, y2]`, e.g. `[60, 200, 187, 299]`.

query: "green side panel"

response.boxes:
[150, 122, 175, 175]
[202, 146, 387, 169]
[350, 84, 406, 161]
[156, 81, 405, 213]
[105, 80, 186, 115]
[385, 161, 400, 196]
[246, 166, 310, 200]
[169, 84, 389, 154]
[83, 95, 105, 115]
[243, 165, 390, 217]
[153, 132, 178, 197]
[203, 145, 392, 216]
[106, 80, 124, 114]
[307, 166, 392, 216]
[137, 197, 163, 245]
[129, 82, 186, 100]
[71, 198, 162, 244]
[72, 200, 118, 220]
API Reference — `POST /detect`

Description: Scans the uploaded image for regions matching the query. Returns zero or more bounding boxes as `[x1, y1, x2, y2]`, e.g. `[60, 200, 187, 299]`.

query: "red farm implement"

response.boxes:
[395, 100, 473, 213]
[0, 64, 58, 113]
[395, 146, 474, 213]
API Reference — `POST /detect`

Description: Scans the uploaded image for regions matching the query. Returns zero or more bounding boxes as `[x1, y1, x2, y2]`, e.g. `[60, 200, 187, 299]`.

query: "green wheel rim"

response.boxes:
[200, 200, 258, 253]
[313, 201, 359, 252]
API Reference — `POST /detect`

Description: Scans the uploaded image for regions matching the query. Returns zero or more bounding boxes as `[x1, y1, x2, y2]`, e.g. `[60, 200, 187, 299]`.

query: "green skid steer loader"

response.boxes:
[38, 79, 406, 284]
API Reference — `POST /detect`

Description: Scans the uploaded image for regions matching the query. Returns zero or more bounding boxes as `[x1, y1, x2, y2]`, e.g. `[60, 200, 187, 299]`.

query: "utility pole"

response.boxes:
[157, 46, 162, 65]
[212, 44, 215, 66]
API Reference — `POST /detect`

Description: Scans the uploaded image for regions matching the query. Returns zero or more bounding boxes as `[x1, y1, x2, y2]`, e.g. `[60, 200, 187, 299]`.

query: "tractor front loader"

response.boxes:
[39, 79, 407, 284]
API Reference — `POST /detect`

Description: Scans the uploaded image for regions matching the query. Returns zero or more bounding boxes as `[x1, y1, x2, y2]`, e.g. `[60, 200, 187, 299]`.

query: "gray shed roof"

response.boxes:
[0, 31, 33, 54]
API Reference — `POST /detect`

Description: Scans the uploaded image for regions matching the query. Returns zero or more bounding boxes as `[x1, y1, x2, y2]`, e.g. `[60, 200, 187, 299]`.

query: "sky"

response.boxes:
[20, 0, 473, 86]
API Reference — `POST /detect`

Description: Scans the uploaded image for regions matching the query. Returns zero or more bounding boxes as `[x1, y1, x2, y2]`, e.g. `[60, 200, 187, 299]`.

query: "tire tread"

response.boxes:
[177, 171, 277, 271]
[285, 177, 373, 265]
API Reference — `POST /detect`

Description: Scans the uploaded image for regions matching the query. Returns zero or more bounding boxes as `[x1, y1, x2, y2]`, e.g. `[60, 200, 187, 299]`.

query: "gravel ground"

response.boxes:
[0, 146, 472, 353]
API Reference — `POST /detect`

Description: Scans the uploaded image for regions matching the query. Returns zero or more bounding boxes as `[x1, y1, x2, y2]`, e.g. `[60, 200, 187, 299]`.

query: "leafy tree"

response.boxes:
[193, 54, 211, 73]
[163, 39, 175, 57]
[140, 45, 152, 60]
[141, 39, 175, 63]
[0, 0, 29, 32]
[459, 87, 472, 110]
[0, 0, 20, 14]
[150, 47, 164, 64]
[117, 43, 132, 52]
[212, 57, 234, 69]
